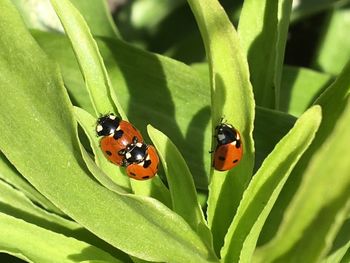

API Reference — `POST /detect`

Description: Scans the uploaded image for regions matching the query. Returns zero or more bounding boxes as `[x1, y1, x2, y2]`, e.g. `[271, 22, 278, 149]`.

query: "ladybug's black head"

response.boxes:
[96, 114, 121, 137]
[216, 123, 238, 145]
[125, 143, 148, 164]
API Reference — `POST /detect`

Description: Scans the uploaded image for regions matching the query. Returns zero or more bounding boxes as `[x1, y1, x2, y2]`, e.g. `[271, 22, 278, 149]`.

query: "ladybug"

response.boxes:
[96, 114, 143, 166]
[119, 137, 159, 180]
[213, 123, 243, 171]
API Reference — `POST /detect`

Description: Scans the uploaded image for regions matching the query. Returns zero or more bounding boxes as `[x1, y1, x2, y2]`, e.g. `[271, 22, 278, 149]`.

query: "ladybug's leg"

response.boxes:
[132, 136, 138, 144]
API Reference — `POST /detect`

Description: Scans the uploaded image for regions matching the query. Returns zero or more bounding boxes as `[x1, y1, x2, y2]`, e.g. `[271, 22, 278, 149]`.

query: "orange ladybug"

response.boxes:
[96, 114, 143, 166]
[213, 123, 243, 171]
[118, 139, 159, 180]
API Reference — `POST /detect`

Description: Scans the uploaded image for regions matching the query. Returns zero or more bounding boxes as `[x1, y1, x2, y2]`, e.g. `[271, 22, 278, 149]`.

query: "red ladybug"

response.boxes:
[96, 114, 143, 166]
[119, 138, 159, 180]
[213, 123, 243, 171]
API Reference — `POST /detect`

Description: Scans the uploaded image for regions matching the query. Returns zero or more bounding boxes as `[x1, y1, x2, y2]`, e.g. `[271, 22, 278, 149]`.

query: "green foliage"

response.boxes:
[1, 0, 349, 262]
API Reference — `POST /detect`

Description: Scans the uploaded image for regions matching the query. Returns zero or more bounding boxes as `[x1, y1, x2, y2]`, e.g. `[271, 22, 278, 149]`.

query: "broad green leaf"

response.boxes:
[187, 0, 255, 254]
[313, 5, 350, 75]
[220, 106, 321, 263]
[0, 212, 122, 263]
[322, 218, 350, 263]
[0, 152, 62, 215]
[0, 2, 215, 261]
[279, 66, 333, 116]
[33, 31, 211, 189]
[50, 0, 125, 118]
[147, 126, 211, 239]
[0, 179, 80, 232]
[0, 174, 131, 261]
[254, 99, 350, 263]
[11, 0, 119, 38]
[74, 106, 131, 191]
[258, 60, 350, 247]
[238, 0, 292, 108]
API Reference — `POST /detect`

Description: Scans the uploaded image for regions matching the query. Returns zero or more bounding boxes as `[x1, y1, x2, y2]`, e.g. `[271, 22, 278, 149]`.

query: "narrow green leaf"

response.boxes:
[0, 212, 122, 263]
[254, 106, 296, 171]
[313, 5, 350, 75]
[0, 2, 214, 261]
[69, 0, 120, 38]
[147, 125, 213, 248]
[291, 0, 350, 22]
[322, 218, 350, 263]
[238, 0, 292, 108]
[11, 0, 120, 38]
[74, 107, 131, 191]
[186, 0, 255, 253]
[258, 60, 350, 246]
[340, 248, 350, 263]
[0, 152, 62, 215]
[0, 179, 80, 232]
[254, 99, 350, 263]
[220, 106, 321, 263]
[279, 66, 333, 116]
[50, 0, 125, 118]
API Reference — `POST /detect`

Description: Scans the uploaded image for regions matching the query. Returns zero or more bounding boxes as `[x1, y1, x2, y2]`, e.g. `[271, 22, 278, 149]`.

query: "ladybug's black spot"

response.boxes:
[113, 130, 124, 140]
[105, 151, 112, 156]
[143, 160, 152, 168]
[129, 172, 136, 176]
[142, 176, 150, 180]
[233, 159, 239, 163]
[219, 156, 226, 161]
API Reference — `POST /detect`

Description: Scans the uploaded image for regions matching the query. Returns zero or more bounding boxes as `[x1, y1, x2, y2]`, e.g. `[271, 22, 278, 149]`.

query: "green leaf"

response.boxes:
[0, 212, 122, 263]
[238, 0, 293, 108]
[11, 0, 119, 38]
[74, 107, 131, 191]
[11, 0, 63, 32]
[0, 152, 62, 215]
[254, 99, 350, 263]
[321, 218, 350, 263]
[0, 2, 215, 261]
[291, 0, 350, 22]
[254, 107, 296, 171]
[187, 0, 255, 254]
[279, 66, 333, 116]
[130, 0, 185, 30]
[147, 126, 212, 242]
[69, 0, 120, 38]
[313, 4, 350, 75]
[0, 179, 80, 232]
[50, 0, 125, 118]
[258, 60, 350, 247]
[220, 106, 321, 263]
